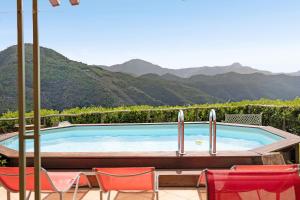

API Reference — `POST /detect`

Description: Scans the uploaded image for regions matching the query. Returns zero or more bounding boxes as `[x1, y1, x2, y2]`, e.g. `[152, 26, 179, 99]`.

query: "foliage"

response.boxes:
[1, 109, 59, 119]
[0, 98, 300, 135]
[59, 98, 300, 113]
[0, 109, 60, 133]
[0, 155, 7, 166]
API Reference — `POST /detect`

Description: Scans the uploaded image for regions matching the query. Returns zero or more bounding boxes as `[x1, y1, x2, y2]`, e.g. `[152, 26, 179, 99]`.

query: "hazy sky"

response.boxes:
[0, 0, 300, 72]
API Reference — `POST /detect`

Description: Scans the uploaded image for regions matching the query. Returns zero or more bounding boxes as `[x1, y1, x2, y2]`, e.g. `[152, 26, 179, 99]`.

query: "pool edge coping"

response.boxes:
[0, 122, 299, 159]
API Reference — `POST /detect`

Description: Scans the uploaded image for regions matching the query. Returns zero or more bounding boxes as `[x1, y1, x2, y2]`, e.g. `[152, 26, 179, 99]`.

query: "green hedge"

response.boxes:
[0, 155, 7, 166]
[61, 105, 300, 134]
[0, 109, 60, 133]
[1, 99, 300, 135]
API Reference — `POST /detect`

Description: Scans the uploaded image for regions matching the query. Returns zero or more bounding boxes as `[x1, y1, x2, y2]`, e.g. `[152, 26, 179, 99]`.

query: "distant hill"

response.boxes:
[0, 44, 300, 114]
[103, 59, 170, 76]
[171, 62, 273, 77]
[100, 59, 275, 77]
[0, 45, 216, 113]
[288, 71, 300, 76]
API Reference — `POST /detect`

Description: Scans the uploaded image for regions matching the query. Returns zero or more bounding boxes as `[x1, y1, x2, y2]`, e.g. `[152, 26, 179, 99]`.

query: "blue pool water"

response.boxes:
[0, 124, 283, 152]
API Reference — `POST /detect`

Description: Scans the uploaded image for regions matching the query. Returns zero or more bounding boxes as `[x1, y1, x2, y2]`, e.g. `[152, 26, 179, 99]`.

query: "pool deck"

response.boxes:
[0, 123, 299, 169]
[0, 186, 206, 200]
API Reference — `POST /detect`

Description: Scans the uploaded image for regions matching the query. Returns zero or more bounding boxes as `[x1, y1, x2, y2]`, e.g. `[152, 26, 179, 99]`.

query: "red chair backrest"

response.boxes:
[206, 169, 300, 200]
[94, 167, 155, 192]
[232, 164, 299, 171]
[0, 167, 54, 192]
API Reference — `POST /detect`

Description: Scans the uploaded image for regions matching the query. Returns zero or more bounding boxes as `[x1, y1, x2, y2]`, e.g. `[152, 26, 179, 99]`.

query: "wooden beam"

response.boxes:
[17, 0, 26, 199]
[33, 0, 41, 199]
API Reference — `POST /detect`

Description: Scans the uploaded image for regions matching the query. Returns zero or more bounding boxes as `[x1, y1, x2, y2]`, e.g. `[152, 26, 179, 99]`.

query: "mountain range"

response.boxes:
[0, 44, 300, 114]
[100, 59, 299, 78]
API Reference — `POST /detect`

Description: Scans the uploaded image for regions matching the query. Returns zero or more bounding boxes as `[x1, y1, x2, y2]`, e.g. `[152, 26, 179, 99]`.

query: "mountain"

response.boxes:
[100, 60, 273, 78]
[0, 45, 216, 113]
[288, 71, 300, 76]
[171, 62, 273, 77]
[0, 44, 300, 114]
[187, 73, 300, 101]
[105, 59, 169, 76]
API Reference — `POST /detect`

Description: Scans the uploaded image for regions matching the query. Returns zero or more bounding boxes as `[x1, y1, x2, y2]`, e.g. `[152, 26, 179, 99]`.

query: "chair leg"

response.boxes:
[60, 192, 64, 200]
[155, 173, 159, 200]
[7, 191, 10, 200]
[100, 191, 103, 200]
[72, 176, 81, 200]
[155, 191, 159, 200]
[26, 191, 32, 200]
[107, 191, 111, 200]
[84, 174, 92, 189]
[197, 171, 204, 187]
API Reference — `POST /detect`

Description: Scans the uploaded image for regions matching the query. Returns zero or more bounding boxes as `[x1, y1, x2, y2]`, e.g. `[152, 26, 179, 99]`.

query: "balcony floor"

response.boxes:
[0, 186, 206, 200]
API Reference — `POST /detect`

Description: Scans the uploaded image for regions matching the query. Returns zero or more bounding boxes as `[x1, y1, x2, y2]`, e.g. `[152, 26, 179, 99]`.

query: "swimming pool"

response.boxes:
[0, 123, 283, 152]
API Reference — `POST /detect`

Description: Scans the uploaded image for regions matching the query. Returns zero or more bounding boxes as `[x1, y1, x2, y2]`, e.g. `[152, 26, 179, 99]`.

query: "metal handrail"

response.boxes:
[209, 109, 217, 155]
[178, 110, 185, 155]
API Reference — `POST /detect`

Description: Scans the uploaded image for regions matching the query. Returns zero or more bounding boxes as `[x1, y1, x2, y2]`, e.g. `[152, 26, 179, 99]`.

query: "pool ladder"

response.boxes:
[209, 109, 217, 155]
[178, 110, 185, 155]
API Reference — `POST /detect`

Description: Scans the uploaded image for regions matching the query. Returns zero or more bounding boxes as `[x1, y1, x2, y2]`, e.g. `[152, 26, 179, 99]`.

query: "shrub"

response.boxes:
[0, 109, 60, 133]
[0, 98, 300, 135]
[0, 155, 7, 166]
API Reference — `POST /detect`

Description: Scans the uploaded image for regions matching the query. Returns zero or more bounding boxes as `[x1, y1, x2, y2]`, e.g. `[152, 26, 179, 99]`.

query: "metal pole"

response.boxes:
[181, 122, 184, 154]
[33, 0, 41, 199]
[17, 0, 26, 199]
[209, 112, 213, 154]
[213, 117, 217, 155]
[209, 109, 217, 155]
[178, 110, 185, 155]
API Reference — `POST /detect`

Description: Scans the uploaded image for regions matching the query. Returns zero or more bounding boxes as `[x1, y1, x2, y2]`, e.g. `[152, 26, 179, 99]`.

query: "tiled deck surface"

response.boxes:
[0, 187, 206, 200]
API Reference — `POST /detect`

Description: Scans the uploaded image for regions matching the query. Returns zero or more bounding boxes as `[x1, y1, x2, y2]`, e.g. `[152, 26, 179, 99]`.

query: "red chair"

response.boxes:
[93, 167, 158, 200]
[204, 169, 300, 200]
[0, 167, 91, 200]
[197, 164, 299, 187]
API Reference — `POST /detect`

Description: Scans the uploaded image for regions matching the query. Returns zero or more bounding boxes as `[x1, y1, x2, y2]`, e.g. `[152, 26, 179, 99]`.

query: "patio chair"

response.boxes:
[93, 167, 159, 200]
[261, 152, 286, 165]
[203, 169, 300, 200]
[197, 164, 298, 187]
[0, 167, 91, 200]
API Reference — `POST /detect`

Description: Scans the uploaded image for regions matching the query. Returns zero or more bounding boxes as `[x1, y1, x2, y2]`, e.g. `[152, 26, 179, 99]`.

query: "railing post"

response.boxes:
[178, 110, 185, 155]
[33, 0, 41, 199]
[17, 0, 26, 199]
[209, 109, 217, 155]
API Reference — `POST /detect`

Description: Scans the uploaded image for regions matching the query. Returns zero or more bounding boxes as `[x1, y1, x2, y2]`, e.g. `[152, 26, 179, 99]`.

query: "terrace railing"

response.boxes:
[224, 113, 263, 126]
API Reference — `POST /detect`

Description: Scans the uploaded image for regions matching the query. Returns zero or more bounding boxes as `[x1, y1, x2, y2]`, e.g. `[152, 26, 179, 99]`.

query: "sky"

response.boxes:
[0, 0, 300, 73]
